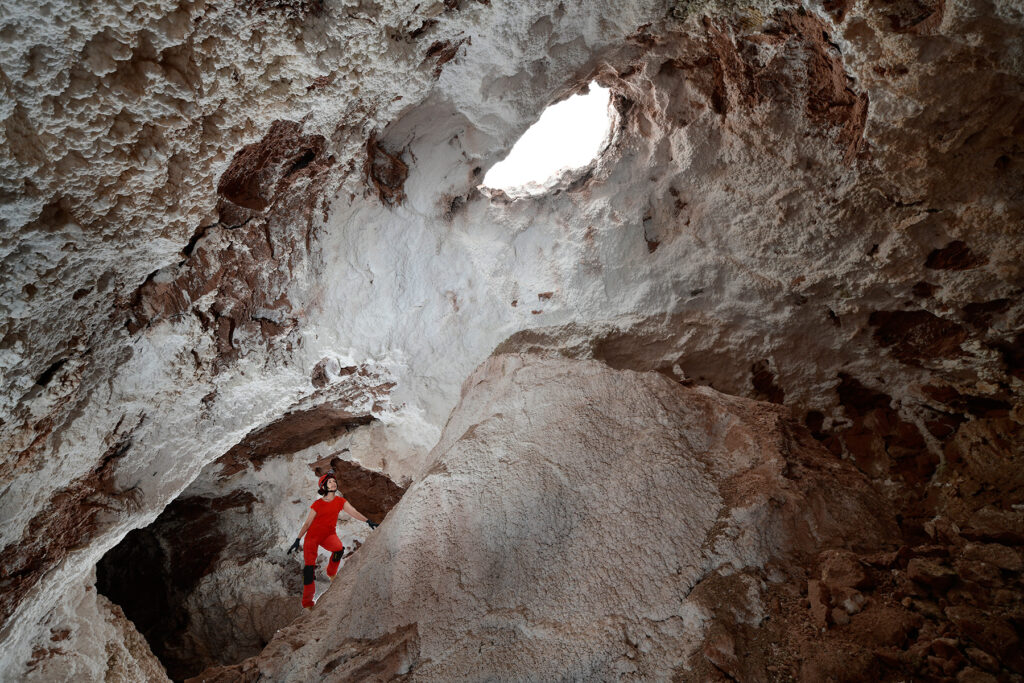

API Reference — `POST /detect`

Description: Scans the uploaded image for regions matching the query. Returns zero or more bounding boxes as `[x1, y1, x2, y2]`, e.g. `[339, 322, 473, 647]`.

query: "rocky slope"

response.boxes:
[193, 355, 899, 681]
[95, 448, 403, 681]
[1, 0, 1022, 678]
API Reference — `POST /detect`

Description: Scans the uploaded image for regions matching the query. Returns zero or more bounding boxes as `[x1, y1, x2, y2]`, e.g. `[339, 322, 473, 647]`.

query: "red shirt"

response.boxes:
[308, 496, 346, 536]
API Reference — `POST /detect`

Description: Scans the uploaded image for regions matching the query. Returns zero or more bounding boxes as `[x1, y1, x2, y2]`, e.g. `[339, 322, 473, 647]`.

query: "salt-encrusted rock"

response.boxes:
[196, 355, 894, 680]
[1, 0, 1022, 675]
[94, 423, 405, 680]
[21, 570, 169, 682]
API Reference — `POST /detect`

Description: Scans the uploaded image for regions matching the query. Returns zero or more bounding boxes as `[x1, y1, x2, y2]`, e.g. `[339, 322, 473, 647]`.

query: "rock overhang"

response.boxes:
[1, 0, 1022, 677]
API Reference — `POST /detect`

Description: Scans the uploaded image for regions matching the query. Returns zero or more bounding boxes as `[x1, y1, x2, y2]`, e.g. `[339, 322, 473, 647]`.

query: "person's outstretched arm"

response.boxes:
[288, 510, 317, 553]
[342, 501, 378, 528]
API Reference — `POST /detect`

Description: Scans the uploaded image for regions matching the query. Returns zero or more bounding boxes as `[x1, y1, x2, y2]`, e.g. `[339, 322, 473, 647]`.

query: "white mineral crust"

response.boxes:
[232, 355, 893, 680]
[1, 0, 1021, 677]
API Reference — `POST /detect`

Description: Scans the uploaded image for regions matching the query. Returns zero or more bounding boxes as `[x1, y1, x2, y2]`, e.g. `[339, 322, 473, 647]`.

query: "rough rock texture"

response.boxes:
[1, 0, 1023, 677]
[21, 570, 169, 682]
[96, 483, 298, 682]
[308, 454, 407, 525]
[193, 355, 897, 680]
[95, 394, 404, 680]
[0, 360, 393, 675]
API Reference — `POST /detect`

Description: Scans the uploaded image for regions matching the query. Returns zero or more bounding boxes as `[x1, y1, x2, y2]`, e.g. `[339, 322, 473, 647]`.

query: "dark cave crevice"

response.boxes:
[96, 491, 263, 681]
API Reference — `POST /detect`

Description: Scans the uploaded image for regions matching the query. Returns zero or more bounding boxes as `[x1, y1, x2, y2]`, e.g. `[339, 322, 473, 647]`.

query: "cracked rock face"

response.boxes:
[1, 0, 1023, 678]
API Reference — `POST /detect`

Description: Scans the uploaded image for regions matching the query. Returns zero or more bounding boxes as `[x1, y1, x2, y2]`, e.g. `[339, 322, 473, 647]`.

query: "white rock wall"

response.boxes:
[217, 355, 894, 680]
[20, 569, 169, 682]
[1, 0, 1022, 677]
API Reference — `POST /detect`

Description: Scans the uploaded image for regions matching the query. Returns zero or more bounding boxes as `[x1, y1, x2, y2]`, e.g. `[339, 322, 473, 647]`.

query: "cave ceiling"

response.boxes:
[0, 0, 1022, 678]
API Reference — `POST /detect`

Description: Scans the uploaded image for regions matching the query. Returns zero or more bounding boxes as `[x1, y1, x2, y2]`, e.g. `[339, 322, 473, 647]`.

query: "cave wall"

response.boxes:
[20, 568, 169, 682]
[92, 383, 404, 680]
[195, 355, 900, 680]
[94, 449, 401, 680]
[1, 0, 1022, 677]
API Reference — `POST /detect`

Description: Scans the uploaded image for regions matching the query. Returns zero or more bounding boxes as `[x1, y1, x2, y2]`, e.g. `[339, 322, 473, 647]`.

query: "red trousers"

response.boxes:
[301, 532, 343, 607]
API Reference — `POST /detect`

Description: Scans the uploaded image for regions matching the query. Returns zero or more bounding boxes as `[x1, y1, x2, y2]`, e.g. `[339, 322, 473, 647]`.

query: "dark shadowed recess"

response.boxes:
[309, 454, 406, 524]
[96, 492, 265, 681]
[95, 405, 400, 680]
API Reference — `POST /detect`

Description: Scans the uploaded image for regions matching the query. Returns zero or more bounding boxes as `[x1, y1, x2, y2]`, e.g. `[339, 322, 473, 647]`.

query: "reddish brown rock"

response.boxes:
[961, 507, 1024, 545]
[961, 543, 1023, 571]
[945, 605, 1023, 673]
[364, 133, 407, 206]
[701, 623, 743, 680]
[696, 11, 870, 161]
[423, 37, 469, 77]
[907, 557, 958, 591]
[820, 549, 868, 592]
[807, 579, 830, 628]
[215, 405, 374, 477]
[217, 120, 329, 211]
[310, 359, 330, 388]
[882, 0, 945, 34]
[833, 373, 933, 484]
[925, 241, 988, 271]
[798, 649, 880, 683]
[868, 310, 969, 365]
[306, 455, 406, 525]
[965, 647, 1000, 673]
[957, 667, 999, 683]
[953, 559, 1002, 588]
[848, 606, 923, 649]
[126, 118, 335, 370]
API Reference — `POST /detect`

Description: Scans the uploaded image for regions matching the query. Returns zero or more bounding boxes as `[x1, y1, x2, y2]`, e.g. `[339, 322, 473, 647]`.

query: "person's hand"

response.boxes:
[366, 520, 379, 529]
[287, 538, 301, 554]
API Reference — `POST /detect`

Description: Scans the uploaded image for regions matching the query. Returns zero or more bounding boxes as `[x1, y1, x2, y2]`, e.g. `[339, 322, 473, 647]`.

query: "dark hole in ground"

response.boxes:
[96, 525, 182, 676]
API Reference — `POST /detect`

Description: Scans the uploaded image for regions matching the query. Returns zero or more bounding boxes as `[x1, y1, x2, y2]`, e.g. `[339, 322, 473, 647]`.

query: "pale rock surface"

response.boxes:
[21, 569, 168, 682]
[200, 355, 895, 681]
[95, 427, 398, 680]
[0, 0, 1022, 677]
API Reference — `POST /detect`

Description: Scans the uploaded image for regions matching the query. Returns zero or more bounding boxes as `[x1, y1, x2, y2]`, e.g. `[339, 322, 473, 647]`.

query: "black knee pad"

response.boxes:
[303, 565, 316, 585]
[331, 550, 344, 563]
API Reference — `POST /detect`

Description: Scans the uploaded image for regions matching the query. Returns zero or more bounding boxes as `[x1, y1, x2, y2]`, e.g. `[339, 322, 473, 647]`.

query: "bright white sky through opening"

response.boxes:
[483, 83, 611, 190]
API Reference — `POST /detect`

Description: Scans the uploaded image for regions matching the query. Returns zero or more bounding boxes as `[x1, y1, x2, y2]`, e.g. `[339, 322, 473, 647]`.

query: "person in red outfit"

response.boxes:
[287, 472, 378, 608]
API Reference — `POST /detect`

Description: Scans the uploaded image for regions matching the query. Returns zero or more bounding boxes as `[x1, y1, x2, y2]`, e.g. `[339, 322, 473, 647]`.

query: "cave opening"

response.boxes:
[94, 405, 405, 681]
[482, 81, 612, 194]
[95, 488, 284, 682]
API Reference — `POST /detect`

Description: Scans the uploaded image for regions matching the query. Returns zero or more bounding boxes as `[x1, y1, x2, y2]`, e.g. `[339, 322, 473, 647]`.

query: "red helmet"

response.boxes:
[317, 473, 337, 493]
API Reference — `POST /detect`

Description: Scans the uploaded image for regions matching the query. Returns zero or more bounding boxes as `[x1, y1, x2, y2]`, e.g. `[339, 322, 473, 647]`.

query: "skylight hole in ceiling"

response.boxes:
[482, 83, 613, 195]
